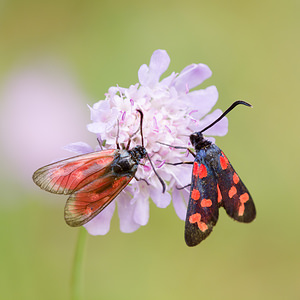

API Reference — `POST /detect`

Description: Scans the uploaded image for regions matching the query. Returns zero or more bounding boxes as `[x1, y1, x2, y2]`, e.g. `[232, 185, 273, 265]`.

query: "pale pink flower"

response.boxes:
[66, 49, 228, 235]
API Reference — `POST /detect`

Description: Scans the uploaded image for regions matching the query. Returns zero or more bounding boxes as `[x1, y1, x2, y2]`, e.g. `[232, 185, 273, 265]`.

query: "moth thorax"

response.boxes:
[190, 132, 212, 151]
[112, 154, 136, 173]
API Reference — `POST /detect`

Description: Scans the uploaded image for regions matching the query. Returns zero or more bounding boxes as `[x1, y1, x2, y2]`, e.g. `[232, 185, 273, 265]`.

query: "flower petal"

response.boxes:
[149, 49, 170, 76]
[117, 192, 141, 233]
[197, 109, 228, 136]
[138, 50, 170, 87]
[174, 63, 212, 93]
[183, 86, 219, 119]
[84, 201, 115, 235]
[172, 188, 189, 220]
[160, 71, 177, 87]
[63, 142, 94, 154]
[137, 64, 149, 86]
[133, 196, 149, 226]
[167, 165, 191, 220]
[150, 185, 171, 208]
[88, 103, 119, 130]
[86, 122, 106, 134]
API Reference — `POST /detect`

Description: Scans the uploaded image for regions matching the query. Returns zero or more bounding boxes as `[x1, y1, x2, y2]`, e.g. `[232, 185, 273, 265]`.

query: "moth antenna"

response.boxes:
[200, 100, 252, 134]
[146, 153, 166, 193]
[136, 109, 144, 147]
[116, 119, 120, 150]
[136, 109, 165, 193]
[126, 122, 143, 150]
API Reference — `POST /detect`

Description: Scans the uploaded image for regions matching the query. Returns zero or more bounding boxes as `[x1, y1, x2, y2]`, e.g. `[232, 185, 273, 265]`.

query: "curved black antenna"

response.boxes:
[126, 125, 140, 150]
[116, 119, 120, 149]
[136, 109, 166, 193]
[200, 100, 252, 134]
[136, 109, 144, 147]
[126, 110, 144, 150]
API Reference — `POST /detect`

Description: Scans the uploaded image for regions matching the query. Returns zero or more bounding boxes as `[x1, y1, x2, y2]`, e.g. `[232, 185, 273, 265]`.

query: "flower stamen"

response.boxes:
[185, 83, 189, 94]
[153, 116, 159, 133]
[157, 160, 165, 168]
[165, 125, 171, 133]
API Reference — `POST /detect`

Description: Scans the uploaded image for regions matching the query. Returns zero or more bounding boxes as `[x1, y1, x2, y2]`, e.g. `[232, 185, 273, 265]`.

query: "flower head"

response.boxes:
[67, 49, 228, 235]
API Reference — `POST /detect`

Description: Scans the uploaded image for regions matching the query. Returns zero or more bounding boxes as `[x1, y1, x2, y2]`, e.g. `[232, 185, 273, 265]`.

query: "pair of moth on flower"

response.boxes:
[33, 100, 256, 247]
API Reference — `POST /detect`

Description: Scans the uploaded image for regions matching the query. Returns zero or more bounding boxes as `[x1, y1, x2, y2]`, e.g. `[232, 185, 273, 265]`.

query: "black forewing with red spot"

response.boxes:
[210, 144, 256, 223]
[32, 149, 132, 226]
[185, 150, 219, 247]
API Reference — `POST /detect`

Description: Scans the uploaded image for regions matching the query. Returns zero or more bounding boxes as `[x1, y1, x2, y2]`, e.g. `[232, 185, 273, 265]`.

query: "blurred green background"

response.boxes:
[0, 0, 299, 299]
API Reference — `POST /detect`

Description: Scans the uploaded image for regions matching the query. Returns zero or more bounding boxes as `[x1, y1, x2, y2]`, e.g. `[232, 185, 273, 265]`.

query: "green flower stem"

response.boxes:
[71, 227, 88, 300]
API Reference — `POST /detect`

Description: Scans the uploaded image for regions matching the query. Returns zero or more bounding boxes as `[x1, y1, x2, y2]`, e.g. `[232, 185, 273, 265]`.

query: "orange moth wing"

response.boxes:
[64, 174, 133, 226]
[32, 149, 117, 194]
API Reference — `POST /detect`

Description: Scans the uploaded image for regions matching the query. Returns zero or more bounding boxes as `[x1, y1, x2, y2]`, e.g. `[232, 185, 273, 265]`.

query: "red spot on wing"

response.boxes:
[228, 186, 237, 198]
[189, 213, 208, 232]
[193, 162, 207, 178]
[238, 193, 249, 216]
[240, 193, 249, 203]
[217, 184, 222, 203]
[220, 155, 229, 170]
[201, 198, 212, 207]
[238, 193, 249, 217]
[198, 222, 208, 232]
[189, 213, 201, 223]
[199, 164, 207, 178]
[191, 189, 200, 201]
[192, 162, 199, 176]
[238, 205, 245, 216]
[233, 173, 239, 184]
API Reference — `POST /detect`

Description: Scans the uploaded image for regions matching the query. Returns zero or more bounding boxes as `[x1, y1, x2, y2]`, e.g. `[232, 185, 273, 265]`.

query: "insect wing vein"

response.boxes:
[64, 173, 133, 226]
[32, 149, 117, 195]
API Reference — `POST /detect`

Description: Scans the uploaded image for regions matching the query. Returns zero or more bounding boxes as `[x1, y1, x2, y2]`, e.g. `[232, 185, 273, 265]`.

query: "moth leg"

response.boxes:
[126, 110, 144, 150]
[97, 137, 104, 150]
[134, 176, 150, 185]
[176, 184, 191, 190]
[158, 142, 196, 157]
[165, 161, 193, 166]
